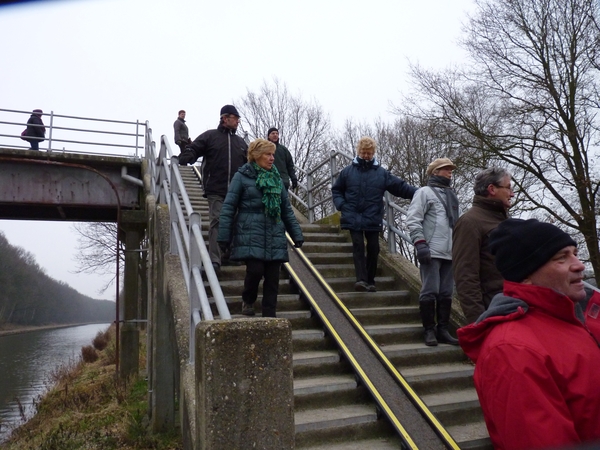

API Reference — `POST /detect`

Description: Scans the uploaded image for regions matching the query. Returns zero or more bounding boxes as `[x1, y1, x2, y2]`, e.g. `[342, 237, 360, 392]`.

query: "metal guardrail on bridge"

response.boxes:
[0, 108, 145, 157]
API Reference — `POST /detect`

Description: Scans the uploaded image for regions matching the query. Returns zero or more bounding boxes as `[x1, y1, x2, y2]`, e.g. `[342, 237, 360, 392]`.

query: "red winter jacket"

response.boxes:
[458, 281, 600, 450]
[585, 290, 600, 341]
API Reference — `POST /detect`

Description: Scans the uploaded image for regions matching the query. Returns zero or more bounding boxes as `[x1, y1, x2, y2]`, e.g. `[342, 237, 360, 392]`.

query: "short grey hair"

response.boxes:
[473, 167, 511, 196]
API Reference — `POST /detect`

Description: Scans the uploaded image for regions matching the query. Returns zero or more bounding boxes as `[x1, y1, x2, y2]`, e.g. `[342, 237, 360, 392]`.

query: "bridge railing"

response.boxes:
[151, 135, 229, 363]
[0, 108, 145, 157]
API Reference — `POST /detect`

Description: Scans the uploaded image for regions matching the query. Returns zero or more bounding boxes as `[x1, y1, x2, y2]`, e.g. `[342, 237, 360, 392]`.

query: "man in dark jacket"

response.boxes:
[458, 219, 600, 450]
[173, 110, 191, 154]
[178, 105, 248, 273]
[25, 109, 46, 151]
[452, 167, 513, 323]
[267, 127, 298, 190]
[332, 137, 417, 292]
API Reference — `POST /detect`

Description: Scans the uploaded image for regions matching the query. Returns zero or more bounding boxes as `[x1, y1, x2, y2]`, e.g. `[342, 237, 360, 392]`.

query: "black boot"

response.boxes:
[437, 298, 459, 345]
[419, 300, 438, 346]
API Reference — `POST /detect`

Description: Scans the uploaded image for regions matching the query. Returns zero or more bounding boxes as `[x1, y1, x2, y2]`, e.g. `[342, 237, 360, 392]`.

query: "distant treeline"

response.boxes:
[0, 232, 114, 325]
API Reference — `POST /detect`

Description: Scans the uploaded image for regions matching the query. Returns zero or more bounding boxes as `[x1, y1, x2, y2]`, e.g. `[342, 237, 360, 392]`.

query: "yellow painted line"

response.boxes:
[284, 260, 419, 450]
[287, 235, 461, 450]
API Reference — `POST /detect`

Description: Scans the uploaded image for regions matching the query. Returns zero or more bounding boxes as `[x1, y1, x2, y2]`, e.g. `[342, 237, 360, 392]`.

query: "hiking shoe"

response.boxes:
[354, 281, 369, 292]
[241, 301, 255, 316]
[367, 284, 377, 292]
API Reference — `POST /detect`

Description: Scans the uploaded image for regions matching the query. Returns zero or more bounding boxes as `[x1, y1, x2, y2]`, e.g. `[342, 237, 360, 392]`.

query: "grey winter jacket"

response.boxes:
[217, 163, 304, 262]
[406, 186, 453, 260]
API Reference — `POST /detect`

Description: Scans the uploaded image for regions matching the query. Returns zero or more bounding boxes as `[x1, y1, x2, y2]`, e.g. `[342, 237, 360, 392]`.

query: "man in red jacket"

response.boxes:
[458, 219, 600, 450]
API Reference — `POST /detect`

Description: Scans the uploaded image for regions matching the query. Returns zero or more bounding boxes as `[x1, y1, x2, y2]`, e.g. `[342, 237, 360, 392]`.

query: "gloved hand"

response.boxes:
[291, 180, 298, 190]
[414, 241, 431, 265]
[294, 240, 303, 249]
[219, 242, 230, 255]
[178, 148, 196, 165]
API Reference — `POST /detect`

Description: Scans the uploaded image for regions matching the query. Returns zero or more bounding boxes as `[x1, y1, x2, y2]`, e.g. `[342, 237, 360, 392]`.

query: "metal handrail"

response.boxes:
[0, 108, 145, 157]
[153, 134, 230, 364]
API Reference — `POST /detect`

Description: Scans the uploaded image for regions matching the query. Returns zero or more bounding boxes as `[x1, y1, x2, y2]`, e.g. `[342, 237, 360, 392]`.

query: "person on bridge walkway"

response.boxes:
[25, 109, 46, 151]
[217, 138, 304, 318]
[178, 104, 248, 275]
[458, 219, 600, 450]
[406, 158, 460, 347]
[173, 109, 191, 154]
[452, 167, 514, 324]
[267, 127, 298, 191]
[332, 137, 417, 293]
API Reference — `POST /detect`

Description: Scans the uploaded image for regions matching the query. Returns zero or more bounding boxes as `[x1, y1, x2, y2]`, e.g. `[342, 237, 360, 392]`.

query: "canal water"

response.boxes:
[0, 323, 110, 442]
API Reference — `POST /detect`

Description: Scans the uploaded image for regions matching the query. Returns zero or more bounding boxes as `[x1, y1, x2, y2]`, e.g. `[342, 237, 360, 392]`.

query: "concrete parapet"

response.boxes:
[195, 318, 294, 449]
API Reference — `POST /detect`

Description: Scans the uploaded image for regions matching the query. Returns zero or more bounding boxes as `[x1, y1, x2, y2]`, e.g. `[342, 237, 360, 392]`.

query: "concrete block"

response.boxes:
[195, 318, 294, 449]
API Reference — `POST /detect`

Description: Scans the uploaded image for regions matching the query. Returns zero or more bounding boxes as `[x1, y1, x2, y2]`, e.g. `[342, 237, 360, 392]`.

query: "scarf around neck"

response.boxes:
[252, 162, 282, 222]
[428, 175, 460, 228]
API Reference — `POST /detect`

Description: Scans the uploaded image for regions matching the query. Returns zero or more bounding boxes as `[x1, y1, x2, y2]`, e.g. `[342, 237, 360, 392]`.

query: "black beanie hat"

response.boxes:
[220, 104, 240, 117]
[267, 127, 278, 137]
[489, 218, 577, 282]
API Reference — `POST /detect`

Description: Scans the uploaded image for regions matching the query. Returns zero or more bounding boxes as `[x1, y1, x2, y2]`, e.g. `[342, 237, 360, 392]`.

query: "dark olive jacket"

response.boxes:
[217, 163, 303, 262]
[452, 195, 508, 323]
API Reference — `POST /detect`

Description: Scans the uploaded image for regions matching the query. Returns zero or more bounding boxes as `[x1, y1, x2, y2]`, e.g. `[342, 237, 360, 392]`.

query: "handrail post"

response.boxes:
[188, 212, 203, 364]
[307, 170, 314, 223]
[47, 111, 54, 151]
[384, 192, 397, 253]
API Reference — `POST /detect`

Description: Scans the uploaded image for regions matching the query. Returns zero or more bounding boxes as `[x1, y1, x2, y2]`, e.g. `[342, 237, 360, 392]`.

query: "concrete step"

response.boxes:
[382, 342, 468, 367]
[297, 437, 403, 450]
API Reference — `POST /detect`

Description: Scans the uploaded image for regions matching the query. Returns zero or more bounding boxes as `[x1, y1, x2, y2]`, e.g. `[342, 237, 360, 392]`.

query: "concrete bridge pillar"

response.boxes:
[119, 211, 146, 380]
[195, 318, 295, 449]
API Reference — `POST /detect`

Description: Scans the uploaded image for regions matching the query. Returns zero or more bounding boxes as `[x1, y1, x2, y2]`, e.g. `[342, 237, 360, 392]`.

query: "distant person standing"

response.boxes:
[178, 105, 248, 274]
[218, 139, 304, 317]
[267, 127, 298, 190]
[452, 167, 514, 323]
[25, 109, 45, 151]
[406, 158, 460, 346]
[332, 137, 417, 292]
[173, 110, 191, 154]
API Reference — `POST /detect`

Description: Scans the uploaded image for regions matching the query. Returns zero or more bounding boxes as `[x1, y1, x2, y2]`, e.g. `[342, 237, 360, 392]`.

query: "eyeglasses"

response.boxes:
[226, 115, 240, 121]
[495, 184, 513, 192]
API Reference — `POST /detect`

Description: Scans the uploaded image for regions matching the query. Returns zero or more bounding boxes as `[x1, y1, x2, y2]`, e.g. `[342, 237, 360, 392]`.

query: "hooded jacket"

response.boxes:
[26, 112, 46, 141]
[178, 124, 248, 197]
[331, 157, 416, 231]
[217, 162, 303, 262]
[458, 282, 600, 450]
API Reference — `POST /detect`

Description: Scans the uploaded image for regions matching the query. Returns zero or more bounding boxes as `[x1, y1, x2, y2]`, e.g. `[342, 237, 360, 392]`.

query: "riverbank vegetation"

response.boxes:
[2, 326, 182, 449]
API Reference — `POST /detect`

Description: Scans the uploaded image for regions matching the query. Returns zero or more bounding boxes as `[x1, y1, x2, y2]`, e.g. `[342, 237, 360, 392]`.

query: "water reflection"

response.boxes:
[0, 323, 110, 442]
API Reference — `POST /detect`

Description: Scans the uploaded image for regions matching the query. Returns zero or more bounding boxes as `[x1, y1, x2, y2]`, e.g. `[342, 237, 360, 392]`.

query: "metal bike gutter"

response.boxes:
[285, 236, 460, 450]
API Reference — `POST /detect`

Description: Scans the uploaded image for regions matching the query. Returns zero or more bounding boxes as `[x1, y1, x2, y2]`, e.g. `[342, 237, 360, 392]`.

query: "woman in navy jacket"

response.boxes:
[332, 137, 416, 292]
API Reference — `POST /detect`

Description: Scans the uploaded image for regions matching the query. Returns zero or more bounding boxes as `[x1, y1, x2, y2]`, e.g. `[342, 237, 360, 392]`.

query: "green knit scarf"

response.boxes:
[252, 162, 282, 222]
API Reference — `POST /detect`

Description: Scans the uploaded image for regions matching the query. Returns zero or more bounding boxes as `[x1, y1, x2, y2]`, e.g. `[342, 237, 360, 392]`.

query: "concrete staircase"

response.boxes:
[178, 167, 491, 449]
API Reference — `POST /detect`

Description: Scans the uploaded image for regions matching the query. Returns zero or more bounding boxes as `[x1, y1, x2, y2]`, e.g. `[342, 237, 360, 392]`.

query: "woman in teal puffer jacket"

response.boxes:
[218, 139, 304, 317]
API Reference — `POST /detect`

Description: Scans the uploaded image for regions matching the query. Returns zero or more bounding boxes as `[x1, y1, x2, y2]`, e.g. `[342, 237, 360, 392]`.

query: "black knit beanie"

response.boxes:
[489, 219, 577, 282]
[267, 127, 278, 137]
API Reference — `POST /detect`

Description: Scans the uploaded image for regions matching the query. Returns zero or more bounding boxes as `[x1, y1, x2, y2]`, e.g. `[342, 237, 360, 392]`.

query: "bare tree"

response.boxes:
[235, 77, 332, 184]
[402, 0, 600, 279]
[72, 222, 123, 293]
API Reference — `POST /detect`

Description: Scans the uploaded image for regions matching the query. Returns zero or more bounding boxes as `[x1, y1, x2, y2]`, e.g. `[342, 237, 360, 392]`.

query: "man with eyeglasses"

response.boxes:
[452, 167, 514, 324]
[178, 104, 248, 275]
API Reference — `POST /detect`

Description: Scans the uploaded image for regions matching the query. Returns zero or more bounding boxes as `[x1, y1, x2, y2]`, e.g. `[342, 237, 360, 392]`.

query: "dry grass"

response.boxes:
[3, 325, 181, 450]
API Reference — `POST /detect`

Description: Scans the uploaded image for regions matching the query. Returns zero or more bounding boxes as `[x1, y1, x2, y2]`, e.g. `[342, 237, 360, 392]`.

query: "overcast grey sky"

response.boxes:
[0, 0, 475, 300]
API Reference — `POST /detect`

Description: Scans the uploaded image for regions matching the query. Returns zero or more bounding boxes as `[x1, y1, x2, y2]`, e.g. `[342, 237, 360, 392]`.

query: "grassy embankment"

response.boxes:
[2, 326, 182, 450]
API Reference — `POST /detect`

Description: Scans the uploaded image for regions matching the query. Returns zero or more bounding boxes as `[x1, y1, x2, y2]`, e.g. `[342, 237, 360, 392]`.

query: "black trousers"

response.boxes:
[242, 259, 281, 317]
[350, 230, 380, 285]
